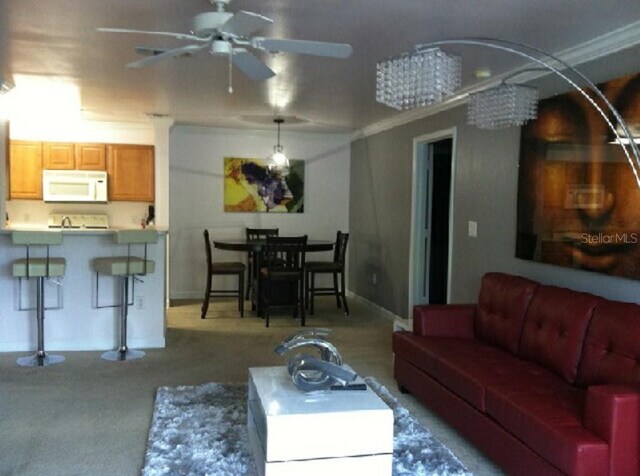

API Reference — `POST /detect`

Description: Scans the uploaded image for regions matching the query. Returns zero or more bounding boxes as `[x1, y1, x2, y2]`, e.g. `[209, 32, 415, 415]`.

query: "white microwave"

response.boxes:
[42, 170, 108, 203]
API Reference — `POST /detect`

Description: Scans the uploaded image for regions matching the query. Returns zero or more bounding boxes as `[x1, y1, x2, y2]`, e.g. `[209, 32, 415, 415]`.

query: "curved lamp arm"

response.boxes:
[416, 37, 640, 189]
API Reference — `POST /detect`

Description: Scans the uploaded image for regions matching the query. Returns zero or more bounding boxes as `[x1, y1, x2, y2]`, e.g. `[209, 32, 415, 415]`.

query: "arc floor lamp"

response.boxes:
[376, 37, 640, 189]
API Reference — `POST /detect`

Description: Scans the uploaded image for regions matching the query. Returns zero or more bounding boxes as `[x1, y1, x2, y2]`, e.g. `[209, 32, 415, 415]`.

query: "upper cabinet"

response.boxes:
[43, 142, 75, 169]
[41, 142, 107, 171]
[75, 143, 106, 170]
[8, 140, 154, 202]
[107, 144, 155, 202]
[9, 141, 43, 199]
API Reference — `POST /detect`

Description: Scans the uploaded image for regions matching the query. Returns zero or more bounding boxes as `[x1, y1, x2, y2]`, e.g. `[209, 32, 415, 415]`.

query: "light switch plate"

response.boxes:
[468, 220, 477, 237]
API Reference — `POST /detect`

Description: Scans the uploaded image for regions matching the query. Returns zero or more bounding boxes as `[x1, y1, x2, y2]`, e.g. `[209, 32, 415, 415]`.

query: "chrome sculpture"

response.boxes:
[274, 328, 358, 392]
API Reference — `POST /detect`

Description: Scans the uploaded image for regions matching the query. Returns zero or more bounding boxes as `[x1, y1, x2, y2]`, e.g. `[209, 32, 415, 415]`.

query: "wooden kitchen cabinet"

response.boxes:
[107, 144, 155, 202]
[9, 141, 43, 199]
[75, 143, 106, 170]
[40, 141, 106, 170]
[43, 142, 75, 169]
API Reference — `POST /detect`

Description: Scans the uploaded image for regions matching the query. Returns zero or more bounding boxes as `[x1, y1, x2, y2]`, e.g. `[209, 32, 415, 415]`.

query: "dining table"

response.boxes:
[213, 239, 334, 254]
[213, 238, 334, 316]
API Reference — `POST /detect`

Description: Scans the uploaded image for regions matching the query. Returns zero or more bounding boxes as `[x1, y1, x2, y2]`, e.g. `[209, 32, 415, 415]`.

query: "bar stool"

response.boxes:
[94, 230, 158, 361]
[12, 231, 66, 367]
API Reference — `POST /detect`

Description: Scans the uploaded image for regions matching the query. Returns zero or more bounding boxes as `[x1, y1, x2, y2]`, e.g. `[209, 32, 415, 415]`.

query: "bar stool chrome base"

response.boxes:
[17, 353, 65, 367]
[101, 349, 145, 362]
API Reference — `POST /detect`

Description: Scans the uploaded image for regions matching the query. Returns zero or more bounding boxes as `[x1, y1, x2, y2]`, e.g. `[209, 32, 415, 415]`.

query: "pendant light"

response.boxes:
[266, 118, 289, 174]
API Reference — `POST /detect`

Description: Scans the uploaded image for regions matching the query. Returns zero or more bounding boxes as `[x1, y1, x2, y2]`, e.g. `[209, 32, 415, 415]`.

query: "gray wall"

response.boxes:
[168, 125, 350, 300]
[350, 104, 640, 318]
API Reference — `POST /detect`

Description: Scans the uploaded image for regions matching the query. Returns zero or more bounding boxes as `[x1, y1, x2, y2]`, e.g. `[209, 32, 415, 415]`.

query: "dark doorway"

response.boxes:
[428, 138, 452, 304]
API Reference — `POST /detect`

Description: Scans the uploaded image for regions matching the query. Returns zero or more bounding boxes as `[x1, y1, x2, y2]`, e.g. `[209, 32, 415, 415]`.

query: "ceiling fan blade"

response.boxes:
[127, 44, 207, 68]
[252, 37, 353, 58]
[134, 46, 168, 57]
[231, 48, 275, 81]
[220, 10, 273, 38]
[97, 27, 209, 43]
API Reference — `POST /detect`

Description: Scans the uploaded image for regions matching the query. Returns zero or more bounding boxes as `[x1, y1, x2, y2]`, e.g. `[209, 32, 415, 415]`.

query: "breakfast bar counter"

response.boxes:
[0, 228, 167, 352]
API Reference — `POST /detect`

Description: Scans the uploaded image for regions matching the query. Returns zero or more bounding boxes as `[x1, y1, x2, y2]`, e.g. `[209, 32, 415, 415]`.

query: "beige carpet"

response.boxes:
[0, 297, 502, 476]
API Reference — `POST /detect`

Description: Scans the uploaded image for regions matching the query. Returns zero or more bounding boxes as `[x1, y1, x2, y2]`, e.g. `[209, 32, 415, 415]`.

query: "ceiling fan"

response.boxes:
[98, 0, 353, 91]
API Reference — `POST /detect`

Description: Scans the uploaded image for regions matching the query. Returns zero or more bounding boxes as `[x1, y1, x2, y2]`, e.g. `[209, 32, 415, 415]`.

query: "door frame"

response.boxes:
[408, 127, 457, 317]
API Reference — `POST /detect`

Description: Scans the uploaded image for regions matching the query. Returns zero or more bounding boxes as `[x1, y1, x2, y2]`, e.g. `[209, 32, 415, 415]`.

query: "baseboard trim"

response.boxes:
[171, 290, 408, 329]
[346, 291, 405, 324]
[170, 292, 203, 300]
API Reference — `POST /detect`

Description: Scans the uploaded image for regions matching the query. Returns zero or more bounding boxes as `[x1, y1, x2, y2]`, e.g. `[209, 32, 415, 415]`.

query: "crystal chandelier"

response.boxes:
[376, 47, 461, 110]
[373, 38, 640, 189]
[467, 82, 538, 129]
[266, 118, 289, 174]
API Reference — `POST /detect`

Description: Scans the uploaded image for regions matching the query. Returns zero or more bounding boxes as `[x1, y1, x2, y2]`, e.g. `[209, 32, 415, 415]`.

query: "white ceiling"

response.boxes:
[1, 0, 640, 133]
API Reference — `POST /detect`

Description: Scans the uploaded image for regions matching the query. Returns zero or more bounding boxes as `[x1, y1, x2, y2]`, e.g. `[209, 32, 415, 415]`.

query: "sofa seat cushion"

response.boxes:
[392, 332, 457, 377]
[475, 272, 539, 355]
[431, 339, 564, 411]
[486, 383, 609, 475]
[518, 285, 601, 383]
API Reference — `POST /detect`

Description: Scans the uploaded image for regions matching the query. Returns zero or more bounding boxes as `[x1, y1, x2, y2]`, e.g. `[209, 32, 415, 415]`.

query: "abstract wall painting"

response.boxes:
[223, 157, 305, 213]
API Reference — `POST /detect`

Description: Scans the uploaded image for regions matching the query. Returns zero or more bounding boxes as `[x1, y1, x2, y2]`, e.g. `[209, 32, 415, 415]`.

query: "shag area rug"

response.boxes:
[142, 377, 472, 476]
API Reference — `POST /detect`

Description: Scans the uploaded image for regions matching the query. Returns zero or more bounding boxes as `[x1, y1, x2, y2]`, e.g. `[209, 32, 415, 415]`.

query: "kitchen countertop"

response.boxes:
[1, 225, 168, 235]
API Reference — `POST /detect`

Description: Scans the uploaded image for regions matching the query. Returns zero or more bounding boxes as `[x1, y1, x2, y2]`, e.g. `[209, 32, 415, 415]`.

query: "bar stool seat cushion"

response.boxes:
[94, 257, 155, 276]
[13, 258, 66, 278]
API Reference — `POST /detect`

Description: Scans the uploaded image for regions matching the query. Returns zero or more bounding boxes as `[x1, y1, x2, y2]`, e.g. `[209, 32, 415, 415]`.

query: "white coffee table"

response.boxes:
[247, 366, 393, 476]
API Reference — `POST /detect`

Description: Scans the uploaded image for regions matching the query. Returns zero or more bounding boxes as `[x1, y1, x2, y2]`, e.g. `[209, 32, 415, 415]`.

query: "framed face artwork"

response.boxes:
[516, 73, 640, 279]
[223, 157, 305, 213]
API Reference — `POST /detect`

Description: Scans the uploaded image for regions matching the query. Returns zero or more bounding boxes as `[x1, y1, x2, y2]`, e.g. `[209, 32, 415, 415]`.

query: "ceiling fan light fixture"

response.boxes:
[267, 118, 289, 174]
[100, 0, 352, 88]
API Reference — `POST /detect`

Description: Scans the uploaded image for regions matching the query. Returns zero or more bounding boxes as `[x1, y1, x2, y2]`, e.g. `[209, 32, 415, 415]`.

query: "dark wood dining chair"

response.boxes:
[260, 235, 307, 327]
[245, 227, 279, 303]
[305, 231, 350, 316]
[201, 229, 246, 319]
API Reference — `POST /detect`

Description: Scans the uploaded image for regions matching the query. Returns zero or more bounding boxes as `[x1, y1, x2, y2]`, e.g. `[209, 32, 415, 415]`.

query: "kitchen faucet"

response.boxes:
[61, 216, 72, 228]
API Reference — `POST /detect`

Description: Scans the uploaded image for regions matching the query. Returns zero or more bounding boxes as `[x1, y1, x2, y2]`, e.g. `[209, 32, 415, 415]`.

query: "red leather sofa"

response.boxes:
[393, 272, 640, 476]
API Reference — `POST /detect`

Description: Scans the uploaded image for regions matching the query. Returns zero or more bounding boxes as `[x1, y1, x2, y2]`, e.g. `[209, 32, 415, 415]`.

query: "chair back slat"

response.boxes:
[203, 229, 213, 271]
[247, 228, 280, 266]
[334, 231, 349, 266]
[264, 236, 307, 270]
[246, 228, 279, 241]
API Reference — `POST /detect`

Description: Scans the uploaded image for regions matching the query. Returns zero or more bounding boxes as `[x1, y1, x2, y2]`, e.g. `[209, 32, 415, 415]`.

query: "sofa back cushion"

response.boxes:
[475, 272, 539, 354]
[578, 300, 640, 386]
[518, 285, 601, 383]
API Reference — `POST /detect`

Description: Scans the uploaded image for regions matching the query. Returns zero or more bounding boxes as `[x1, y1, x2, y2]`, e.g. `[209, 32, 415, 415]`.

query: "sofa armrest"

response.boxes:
[412, 304, 476, 338]
[584, 384, 640, 476]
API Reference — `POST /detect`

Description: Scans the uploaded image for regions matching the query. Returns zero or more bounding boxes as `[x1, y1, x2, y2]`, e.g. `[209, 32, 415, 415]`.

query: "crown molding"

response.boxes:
[352, 20, 640, 141]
